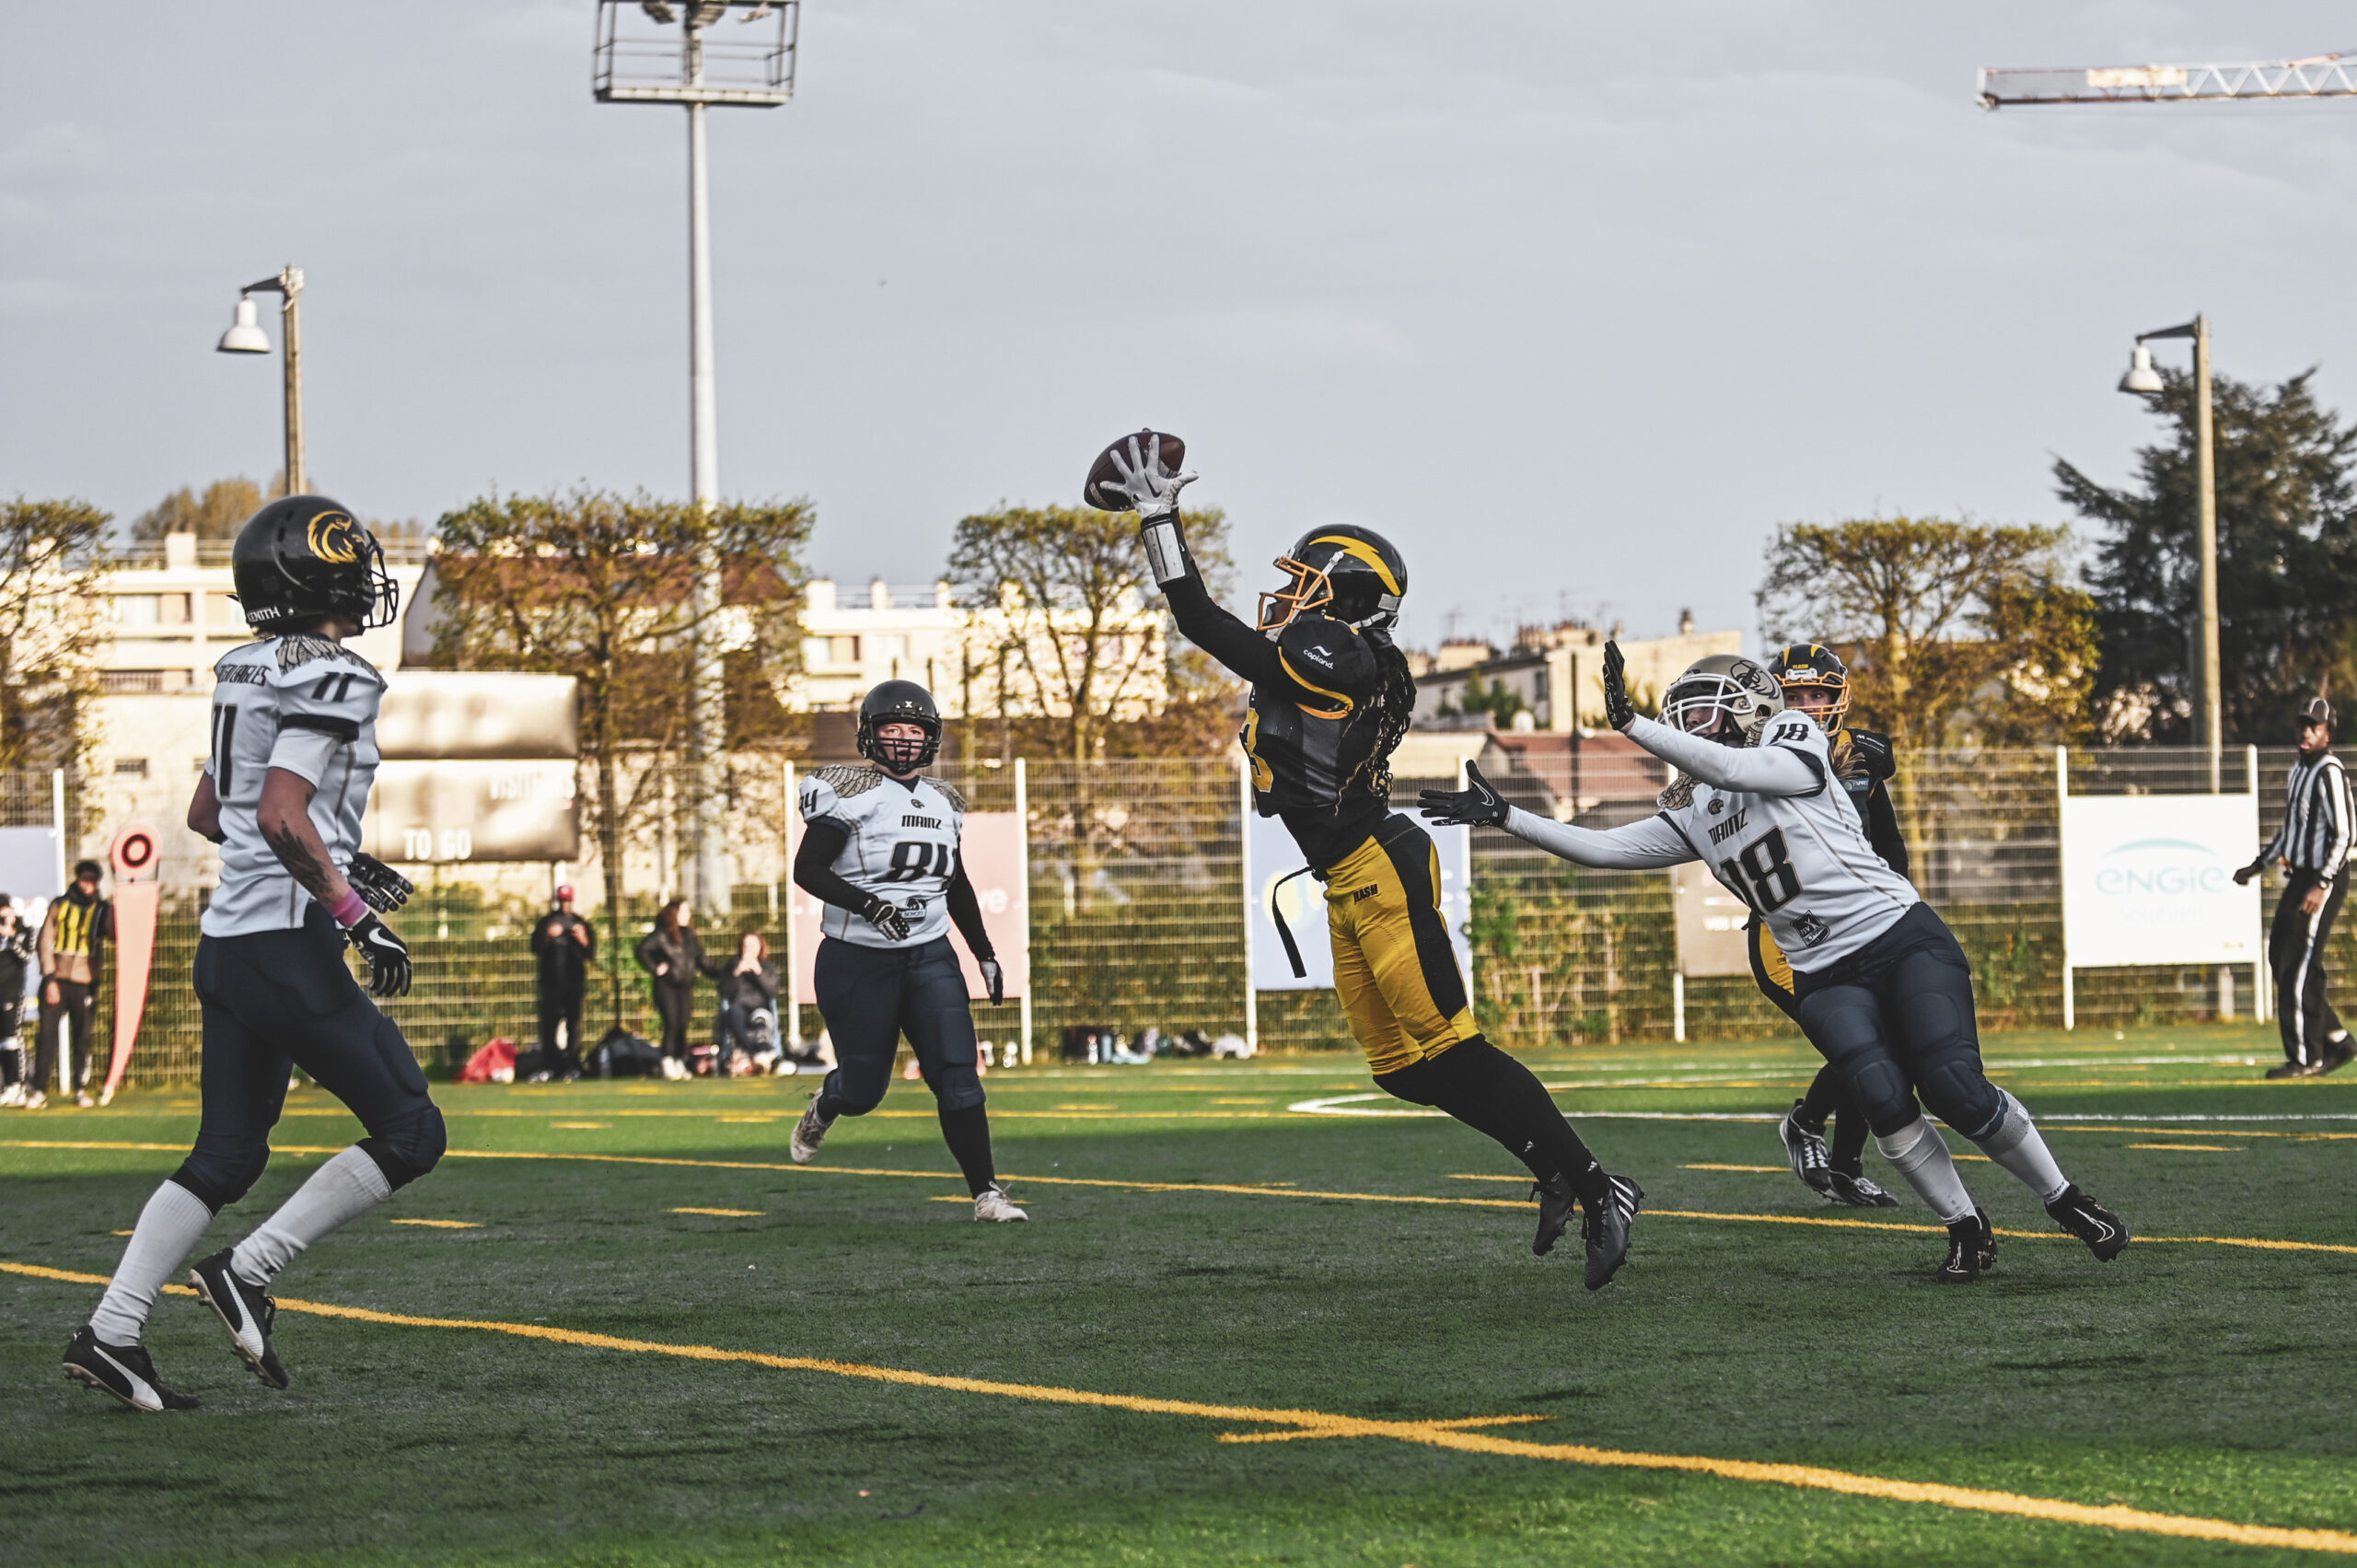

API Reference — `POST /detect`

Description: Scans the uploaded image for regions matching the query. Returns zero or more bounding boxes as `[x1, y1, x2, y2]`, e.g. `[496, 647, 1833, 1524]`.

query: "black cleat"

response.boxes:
[2265, 1060, 2323, 1079]
[1581, 1175, 1643, 1291]
[1531, 1174, 1576, 1257]
[1777, 1103, 1834, 1194]
[2045, 1184, 2130, 1261]
[2324, 1039, 2355, 1076]
[62, 1326, 200, 1412]
[1823, 1170, 1901, 1208]
[1937, 1209, 1996, 1283]
[190, 1249, 289, 1388]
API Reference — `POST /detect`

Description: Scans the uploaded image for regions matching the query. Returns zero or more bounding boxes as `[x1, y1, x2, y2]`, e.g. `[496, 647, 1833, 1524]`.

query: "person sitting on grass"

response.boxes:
[712, 932, 781, 1077]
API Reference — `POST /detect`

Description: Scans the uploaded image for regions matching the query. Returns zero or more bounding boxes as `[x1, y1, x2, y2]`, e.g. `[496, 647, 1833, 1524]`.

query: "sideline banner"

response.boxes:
[99, 823, 160, 1107]
[2059, 792, 2261, 969]
[1246, 811, 1470, 992]
[785, 808, 1028, 1007]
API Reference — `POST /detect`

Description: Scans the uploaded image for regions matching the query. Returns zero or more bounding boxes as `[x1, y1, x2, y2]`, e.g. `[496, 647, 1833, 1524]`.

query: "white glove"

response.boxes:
[1102, 432, 1197, 520]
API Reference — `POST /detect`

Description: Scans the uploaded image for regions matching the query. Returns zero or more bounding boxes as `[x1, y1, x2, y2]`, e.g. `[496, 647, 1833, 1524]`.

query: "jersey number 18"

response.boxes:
[1721, 828, 1803, 912]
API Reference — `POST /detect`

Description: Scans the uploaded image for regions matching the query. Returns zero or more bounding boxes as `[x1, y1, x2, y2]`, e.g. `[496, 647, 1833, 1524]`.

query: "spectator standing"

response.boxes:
[634, 899, 705, 1064]
[2240, 697, 2355, 1077]
[529, 885, 598, 1078]
[31, 860, 111, 1109]
[0, 899, 34, 1106]
[712, 932, 782, 1075]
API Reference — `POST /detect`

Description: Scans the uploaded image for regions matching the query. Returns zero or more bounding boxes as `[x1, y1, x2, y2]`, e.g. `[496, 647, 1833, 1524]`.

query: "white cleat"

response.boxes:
[972, 1183, 1028, 1223]
[0, 1083, 24, 1108]
[789, 1092, 834, 1165]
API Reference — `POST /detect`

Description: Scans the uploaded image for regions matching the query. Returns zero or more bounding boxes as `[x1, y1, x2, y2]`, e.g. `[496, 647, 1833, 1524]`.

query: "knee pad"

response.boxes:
[1915, 1055, 2003, 1140]
[170, 1141, 271, 1213]
[359, 1102, 447, 1191]
[927, 1061, 985, 1113]
[819, 1065, 884, 1118]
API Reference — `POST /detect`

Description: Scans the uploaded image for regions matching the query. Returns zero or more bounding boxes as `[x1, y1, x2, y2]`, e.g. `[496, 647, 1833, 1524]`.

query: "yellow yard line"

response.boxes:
[3, 1258, 2351, 1555]
[11, 1140, 2353, 1257]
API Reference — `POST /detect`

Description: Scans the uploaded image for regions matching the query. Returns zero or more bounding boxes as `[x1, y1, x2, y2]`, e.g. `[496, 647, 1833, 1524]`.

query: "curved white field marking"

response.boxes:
[1286, 1094, 1446, 1116]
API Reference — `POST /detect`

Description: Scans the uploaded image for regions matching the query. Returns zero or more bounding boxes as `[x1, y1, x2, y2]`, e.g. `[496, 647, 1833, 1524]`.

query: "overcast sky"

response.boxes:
[7, 3, 2357, 651]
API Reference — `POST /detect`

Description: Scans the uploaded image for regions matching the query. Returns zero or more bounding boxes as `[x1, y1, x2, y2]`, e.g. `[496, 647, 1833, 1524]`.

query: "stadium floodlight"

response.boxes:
[593, 0, 800, 915]
[218, 266, 307, 496]
[2120, 317, 2221, 790]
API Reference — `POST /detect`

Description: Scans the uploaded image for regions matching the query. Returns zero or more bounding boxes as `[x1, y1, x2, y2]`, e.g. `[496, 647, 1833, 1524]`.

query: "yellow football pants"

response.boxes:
[1747, 916, 1803, 1024]
[1325, 815, 1481, 1075]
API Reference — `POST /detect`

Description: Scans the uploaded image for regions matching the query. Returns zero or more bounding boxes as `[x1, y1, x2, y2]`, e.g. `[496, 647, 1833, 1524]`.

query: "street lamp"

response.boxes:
[217, 266, 307, 496]
[2119, 315, 2220, 792]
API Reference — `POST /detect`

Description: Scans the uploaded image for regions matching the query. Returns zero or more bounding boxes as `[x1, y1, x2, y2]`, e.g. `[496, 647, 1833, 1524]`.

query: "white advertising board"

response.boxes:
[2059, 792, 2261, 969]
[1672, 859, 1753, 978]
[1245, 810, 1470, 991]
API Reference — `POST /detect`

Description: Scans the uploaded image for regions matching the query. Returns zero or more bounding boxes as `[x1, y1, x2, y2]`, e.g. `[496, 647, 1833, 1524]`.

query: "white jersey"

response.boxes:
[797, 765, 967, 949]
[202, 634, 386, 938]
[1501, 714, 1917, 973]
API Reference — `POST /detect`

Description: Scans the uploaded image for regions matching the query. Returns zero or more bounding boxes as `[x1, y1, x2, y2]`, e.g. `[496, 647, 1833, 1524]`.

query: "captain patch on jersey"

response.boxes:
[797, 764, 968, 949]
[203, 635, 386, 938]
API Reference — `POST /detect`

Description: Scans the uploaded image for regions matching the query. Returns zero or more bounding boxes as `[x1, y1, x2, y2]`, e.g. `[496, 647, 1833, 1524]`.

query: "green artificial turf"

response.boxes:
[4, 1023, 2354, 1565]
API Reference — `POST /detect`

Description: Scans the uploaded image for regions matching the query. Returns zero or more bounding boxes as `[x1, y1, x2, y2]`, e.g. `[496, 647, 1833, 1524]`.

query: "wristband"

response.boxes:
[328, 889, 369, 927]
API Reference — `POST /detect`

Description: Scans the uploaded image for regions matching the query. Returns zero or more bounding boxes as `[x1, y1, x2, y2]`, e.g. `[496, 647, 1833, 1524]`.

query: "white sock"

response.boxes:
[229, 1146, 391, 1287]
[88, 1180, 215, 1346]
[1875, 1116, 1976, 1225]
[1971, 1090, 2071, 1203]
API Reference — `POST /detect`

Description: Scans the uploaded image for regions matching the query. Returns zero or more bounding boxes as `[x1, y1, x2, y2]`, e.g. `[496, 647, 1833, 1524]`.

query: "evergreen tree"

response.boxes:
[2056, 369, 2357, 743]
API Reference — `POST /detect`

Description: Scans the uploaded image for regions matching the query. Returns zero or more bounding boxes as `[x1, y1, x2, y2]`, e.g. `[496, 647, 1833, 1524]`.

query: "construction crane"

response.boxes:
[1980, 51, 2357, 109]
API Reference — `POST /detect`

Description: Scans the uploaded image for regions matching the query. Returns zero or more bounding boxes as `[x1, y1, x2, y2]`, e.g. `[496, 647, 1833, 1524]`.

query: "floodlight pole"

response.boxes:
[685, 34, 729, 916]
[238, 267, 307, 495]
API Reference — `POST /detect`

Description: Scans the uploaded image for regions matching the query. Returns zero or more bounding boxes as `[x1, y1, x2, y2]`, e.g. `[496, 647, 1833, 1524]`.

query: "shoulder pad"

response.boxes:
[811, 764, 887, 797]
[271, 634, 380, 679]
[1658, 772, 1697, 810]
[920, 775, 967, 811]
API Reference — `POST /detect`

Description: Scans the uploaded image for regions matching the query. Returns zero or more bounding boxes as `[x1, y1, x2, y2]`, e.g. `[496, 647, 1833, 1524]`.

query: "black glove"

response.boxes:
[862, 896, 911, 942]
[346, 912, 413, 998]
[978, 957, 1004, 1005]
[2234, 860, 2267, 887]
[1418, 760, 1511, 829]
[1846, 730, 1894, 783]
[1602, 639, 1636, 731]
[346, 852, 414, 913]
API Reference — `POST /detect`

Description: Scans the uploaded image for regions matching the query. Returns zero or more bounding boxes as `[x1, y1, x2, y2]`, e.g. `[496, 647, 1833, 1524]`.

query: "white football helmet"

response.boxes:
[1660, 655, 1785, 747]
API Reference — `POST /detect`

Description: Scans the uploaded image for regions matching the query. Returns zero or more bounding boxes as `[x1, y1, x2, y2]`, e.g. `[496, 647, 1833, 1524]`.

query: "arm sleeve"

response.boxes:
[944, 854, 996, 961]
[2320, 765, 2352, 886]
[1864, 780, 1910, 877]
[1155, 514, 1287, 688]
[267, 660, 382, 785]
[1624, 714, 1826, 797]
[792, 816, 876, 916]
[1501, 806, 1698, 869]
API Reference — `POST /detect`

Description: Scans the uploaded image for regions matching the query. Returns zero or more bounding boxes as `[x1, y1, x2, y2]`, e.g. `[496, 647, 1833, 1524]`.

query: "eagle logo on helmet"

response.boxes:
[307, 510, 362, 565]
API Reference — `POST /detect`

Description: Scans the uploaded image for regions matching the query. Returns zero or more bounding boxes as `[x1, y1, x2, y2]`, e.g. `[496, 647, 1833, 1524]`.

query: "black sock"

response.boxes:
[1828, 1109, 1871, 1178]
[1794, 1063, 1845, 1131]
[937, 1104, 996, 1196]
[1376, 1037, 1608, 1203]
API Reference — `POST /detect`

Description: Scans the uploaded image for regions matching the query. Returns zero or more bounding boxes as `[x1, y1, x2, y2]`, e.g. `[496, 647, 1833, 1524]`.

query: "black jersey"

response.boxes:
[1163, 574, 1416, 870]
[1830, 727, 1907, 877]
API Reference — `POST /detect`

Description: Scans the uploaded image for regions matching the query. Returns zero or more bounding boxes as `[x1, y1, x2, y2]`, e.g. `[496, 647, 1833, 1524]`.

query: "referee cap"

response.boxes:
[2298, 697, 2335, 730]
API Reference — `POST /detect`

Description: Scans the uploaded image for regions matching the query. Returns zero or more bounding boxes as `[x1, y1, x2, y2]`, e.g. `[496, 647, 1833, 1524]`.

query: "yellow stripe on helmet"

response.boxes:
[1309, 535, 1402, 596]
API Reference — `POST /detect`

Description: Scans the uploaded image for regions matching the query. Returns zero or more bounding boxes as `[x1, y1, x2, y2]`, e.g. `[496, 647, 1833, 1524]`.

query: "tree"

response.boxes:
[131, 478, 265, 542]
[2056, 369, 2357, 743]
[947, 503, 1239, 761]
[427, 490, 811, 1024]
[0, 498, 109, 772]
[1756, 517, 2096, 750]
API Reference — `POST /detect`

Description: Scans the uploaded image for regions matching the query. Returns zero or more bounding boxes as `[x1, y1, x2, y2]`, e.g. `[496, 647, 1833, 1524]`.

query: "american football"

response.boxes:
[1083, 428, 1187, 512]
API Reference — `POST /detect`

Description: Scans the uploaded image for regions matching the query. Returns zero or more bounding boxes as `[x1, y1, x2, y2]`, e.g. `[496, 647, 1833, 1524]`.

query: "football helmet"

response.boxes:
[857, 679, 942, 772]
[1660, 655, 1784, 747]
[1258, 526, 1406, 636]
[231, 495, 400, 632]
[1765, 643, 1852, 734]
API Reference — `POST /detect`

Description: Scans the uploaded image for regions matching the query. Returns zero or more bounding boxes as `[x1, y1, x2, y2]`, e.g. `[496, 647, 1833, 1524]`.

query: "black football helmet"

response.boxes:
[857, 679, 942, 772]
[1257, 525, 1407, 636]
[231, 495, 400, 633]
[1765, 643, 1851, 734]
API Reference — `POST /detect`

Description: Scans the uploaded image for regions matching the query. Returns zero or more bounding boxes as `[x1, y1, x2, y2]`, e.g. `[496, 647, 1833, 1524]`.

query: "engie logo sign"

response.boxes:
[2091, 837, 2233, 898]
[2060, 794, 2260, 970]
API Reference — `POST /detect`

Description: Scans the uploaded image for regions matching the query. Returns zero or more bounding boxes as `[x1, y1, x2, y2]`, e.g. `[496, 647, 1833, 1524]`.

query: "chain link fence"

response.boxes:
[32, 747, 2337, 1087]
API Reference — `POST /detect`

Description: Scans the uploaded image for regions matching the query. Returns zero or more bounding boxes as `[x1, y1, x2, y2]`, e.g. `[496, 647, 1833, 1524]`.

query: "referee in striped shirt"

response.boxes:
[2237, 698, 2355, 1078]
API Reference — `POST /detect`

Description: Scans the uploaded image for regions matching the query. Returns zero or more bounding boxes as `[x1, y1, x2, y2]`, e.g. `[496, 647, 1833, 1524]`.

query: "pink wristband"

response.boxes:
[328, 889, 369, 927]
